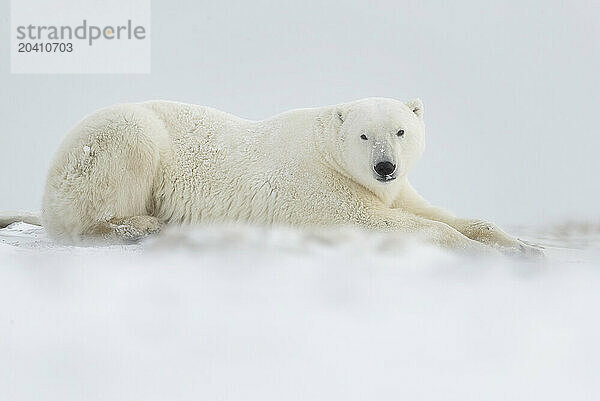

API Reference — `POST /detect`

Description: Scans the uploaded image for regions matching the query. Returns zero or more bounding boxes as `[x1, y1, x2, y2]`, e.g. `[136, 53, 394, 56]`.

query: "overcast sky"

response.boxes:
[1, 0, 599, 226]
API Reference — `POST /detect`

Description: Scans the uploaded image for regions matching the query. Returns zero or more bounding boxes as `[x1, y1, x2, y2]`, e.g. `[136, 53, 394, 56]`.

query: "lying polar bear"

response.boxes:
[39, 97, 539, 254]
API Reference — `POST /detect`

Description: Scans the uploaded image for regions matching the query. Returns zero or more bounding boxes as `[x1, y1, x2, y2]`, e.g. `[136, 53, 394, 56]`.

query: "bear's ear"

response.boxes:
[406, 98, 424, 118]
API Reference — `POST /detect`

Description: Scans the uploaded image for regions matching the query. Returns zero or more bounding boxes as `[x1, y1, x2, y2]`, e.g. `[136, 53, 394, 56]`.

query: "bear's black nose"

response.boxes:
[374, 161, 396, 177]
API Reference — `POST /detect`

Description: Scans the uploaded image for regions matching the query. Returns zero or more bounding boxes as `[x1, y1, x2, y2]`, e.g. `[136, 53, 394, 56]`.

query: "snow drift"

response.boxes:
[1, 222, 599, 401]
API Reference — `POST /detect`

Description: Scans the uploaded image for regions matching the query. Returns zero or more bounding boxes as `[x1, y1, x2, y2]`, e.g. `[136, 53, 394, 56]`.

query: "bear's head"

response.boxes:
[330, 97, 425, 196]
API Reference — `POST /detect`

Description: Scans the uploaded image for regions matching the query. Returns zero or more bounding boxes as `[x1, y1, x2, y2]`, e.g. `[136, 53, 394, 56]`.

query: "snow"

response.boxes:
[1, 221, 600, 401]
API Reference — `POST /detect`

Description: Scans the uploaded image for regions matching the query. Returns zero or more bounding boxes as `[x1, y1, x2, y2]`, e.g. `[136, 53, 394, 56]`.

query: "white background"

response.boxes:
[1, 0, 599, 225]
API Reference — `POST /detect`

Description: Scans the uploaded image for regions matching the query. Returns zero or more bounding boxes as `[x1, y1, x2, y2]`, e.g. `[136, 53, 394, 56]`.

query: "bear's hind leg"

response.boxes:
[42, 104, 169, 243]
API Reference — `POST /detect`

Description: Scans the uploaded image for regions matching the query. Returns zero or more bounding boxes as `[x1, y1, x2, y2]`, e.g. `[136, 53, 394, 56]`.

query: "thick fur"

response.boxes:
[41, 98, 540, 255]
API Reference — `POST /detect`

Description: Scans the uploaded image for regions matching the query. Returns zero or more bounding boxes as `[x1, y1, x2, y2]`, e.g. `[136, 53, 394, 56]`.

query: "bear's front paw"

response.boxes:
[513, 239, 545, 258]
[457, 219, 544, 258]
[456, 219, 502, 243]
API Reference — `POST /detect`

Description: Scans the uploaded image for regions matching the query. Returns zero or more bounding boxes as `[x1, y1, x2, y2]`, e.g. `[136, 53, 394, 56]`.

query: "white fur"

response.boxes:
[41, 98, 541, 255]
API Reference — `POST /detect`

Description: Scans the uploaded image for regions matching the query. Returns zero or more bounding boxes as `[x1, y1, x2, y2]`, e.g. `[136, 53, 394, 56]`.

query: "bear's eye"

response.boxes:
[396, 129, 405, 137]
[360, 134, 368, 140]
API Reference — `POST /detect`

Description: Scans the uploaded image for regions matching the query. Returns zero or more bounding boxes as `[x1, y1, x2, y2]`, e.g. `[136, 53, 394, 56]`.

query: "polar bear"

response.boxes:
[39, 97, 540, 255]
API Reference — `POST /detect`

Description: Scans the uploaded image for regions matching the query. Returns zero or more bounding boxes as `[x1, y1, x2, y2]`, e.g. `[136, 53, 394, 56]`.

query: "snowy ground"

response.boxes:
[1, 221, 599, 401]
